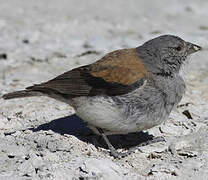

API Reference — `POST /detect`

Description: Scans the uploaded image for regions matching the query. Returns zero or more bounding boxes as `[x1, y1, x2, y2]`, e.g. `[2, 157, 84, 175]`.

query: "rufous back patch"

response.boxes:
[91, 49, 149, 85]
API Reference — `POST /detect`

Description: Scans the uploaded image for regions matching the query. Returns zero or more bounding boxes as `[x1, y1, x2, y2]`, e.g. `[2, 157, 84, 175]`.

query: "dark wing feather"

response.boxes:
[27, 48, 149, 97]
[26, 67, 91, 96]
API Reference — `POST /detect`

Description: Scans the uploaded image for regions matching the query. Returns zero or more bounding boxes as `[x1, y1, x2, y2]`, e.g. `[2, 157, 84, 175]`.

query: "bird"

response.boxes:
[2, 35, 202, 158]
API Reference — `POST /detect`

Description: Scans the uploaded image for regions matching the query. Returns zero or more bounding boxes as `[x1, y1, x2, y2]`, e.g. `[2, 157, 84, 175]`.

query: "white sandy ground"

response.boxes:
[0, 0, 208, 179]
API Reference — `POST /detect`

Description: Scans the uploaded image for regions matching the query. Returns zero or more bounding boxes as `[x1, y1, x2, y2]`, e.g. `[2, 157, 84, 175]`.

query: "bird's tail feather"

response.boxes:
[2, 90, 42, 100]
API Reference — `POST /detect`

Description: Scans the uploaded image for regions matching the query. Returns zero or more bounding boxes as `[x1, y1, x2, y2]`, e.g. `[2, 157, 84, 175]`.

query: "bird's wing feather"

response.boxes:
[27, 48, 150, 97]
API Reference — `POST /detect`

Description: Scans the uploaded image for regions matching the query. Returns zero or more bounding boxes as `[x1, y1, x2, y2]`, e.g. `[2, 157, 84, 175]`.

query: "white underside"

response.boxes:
[71, 95, 166, 135]
[72, 96, 131, 134]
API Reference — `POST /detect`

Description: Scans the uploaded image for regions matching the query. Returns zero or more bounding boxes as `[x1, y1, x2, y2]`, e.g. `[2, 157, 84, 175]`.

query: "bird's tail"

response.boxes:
[2, 90, 42, 100]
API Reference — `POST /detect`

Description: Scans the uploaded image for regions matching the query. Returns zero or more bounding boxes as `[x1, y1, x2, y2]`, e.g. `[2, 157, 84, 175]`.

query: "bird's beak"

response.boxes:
[186, 42, 202, 54]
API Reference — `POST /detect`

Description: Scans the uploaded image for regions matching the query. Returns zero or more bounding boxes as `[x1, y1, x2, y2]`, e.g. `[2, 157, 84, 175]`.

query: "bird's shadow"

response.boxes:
[32, 114, 154, 149]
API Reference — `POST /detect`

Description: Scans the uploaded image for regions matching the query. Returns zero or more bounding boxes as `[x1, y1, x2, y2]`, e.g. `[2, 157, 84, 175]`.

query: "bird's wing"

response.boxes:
[27, 48, 150, 97]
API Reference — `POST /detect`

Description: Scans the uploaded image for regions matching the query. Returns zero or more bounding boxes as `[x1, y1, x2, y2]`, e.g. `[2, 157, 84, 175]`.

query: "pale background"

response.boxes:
[0, 0, 208, 179]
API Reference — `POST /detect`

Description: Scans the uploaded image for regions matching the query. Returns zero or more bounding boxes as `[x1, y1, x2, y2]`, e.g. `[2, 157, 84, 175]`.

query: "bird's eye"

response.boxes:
[175, 46, 182, 51]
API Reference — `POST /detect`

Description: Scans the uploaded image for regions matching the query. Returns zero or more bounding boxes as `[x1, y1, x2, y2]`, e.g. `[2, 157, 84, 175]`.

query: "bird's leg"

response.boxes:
[97, 128, 165, 158]
[96, 128, 131, 158]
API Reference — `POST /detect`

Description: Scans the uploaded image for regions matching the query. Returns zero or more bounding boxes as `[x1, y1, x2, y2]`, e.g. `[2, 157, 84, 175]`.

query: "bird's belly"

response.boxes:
[71, 96, 131, 134]
[71, 94, 170, 134]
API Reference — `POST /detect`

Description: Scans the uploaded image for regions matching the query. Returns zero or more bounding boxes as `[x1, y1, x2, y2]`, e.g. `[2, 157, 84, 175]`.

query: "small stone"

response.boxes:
[0, 53, 7, 60]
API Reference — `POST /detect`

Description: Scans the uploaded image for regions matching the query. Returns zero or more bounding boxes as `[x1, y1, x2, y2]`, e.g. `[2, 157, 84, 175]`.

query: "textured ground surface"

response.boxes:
[0, 0, 208, 179]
